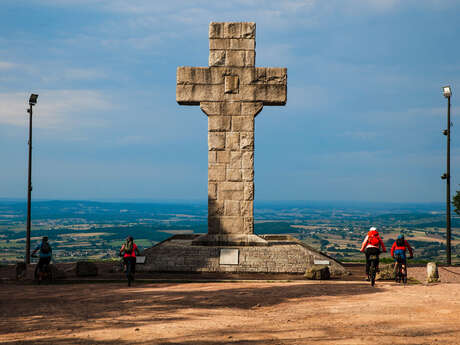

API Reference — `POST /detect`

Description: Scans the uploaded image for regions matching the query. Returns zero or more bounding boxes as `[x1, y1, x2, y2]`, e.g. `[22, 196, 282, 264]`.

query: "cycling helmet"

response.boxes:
[397, 234, 404, 240]
[369, 226, 377, 231]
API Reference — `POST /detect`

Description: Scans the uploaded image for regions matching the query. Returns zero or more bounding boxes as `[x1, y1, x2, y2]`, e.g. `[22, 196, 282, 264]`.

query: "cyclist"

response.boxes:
[120, 236, 140, 286]
[31, 236, 52, 279]
[391, 234, 414, 278]
[360, 227, 387, 280]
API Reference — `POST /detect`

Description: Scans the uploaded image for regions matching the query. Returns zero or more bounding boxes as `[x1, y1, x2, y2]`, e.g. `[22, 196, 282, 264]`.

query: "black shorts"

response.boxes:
[124, 257, 136, 274]
[38, 257, 51, 270]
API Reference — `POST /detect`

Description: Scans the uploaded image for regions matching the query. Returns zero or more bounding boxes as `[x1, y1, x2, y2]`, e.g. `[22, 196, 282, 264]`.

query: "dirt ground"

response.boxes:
[1, 277, 460, 345]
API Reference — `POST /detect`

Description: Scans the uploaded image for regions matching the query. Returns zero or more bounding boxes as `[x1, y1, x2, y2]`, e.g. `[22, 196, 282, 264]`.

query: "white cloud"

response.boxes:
[0, 90, 112, 129]
[0, 61, 17, 70]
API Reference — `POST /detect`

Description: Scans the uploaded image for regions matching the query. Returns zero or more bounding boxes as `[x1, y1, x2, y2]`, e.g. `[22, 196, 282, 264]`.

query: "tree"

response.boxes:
[453, 189, 460, 215]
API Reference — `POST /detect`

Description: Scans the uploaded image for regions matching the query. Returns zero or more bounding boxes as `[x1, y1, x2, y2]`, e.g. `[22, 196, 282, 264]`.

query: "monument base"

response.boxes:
[191, 234, 268, 246]
[143, 234, 346, 276]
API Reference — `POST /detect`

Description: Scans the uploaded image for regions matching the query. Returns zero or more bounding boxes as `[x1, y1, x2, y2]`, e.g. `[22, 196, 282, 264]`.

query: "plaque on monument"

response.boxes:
[314, 259, 330, 265]
[219, 248, 239, 265]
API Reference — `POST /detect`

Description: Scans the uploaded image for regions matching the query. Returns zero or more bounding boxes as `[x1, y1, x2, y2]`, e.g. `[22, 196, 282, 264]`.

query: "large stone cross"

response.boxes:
[176, 22, 287, 245]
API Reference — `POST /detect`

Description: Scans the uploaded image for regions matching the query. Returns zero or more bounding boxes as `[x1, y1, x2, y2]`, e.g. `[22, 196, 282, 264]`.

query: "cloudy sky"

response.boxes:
[1, 0, 459, 203]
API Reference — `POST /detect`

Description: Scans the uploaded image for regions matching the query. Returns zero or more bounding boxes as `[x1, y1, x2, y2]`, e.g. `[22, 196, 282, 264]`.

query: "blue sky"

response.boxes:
[0, 0, 459, 203]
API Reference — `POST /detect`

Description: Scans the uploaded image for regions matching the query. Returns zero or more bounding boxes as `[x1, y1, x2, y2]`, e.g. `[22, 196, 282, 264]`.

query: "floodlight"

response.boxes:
[29, 94, 38, 105]
[442, 86, 452, 98]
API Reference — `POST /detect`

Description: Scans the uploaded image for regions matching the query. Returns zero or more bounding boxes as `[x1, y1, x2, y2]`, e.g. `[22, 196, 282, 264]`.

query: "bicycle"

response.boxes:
[368, 253, 379, 287]
[395, 255, 412, 285]
[31, 254, 53, 284]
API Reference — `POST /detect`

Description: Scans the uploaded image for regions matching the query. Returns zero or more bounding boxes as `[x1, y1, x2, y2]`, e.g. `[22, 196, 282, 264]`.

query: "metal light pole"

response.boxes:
[442, 86, 452, 266]
[25, 94, 38, 264]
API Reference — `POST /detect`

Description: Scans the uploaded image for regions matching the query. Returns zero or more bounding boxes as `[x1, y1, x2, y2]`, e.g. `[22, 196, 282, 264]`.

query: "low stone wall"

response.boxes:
[143, 235, 346, 276]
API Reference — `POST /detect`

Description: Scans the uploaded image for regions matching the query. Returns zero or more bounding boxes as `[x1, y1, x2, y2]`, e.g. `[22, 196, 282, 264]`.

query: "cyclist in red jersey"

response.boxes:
[360, 226, 387, 279]
[120, 236, 140, 285]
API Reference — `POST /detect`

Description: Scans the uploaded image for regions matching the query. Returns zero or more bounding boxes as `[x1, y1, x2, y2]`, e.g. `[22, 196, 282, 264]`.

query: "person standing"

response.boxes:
[120, 236, 140, 286]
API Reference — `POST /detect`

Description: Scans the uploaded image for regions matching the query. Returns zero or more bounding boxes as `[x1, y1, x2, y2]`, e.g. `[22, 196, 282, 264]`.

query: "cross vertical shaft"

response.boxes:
[176, 22, 287, 245]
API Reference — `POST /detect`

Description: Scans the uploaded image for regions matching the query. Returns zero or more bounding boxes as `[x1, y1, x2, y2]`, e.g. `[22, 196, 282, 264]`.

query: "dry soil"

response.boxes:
[1, 278, 460, 345]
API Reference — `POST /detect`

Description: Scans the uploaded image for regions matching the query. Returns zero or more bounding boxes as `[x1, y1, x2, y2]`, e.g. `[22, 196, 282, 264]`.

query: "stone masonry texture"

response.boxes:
[143, 235, 346, 276]
[176, 22, 287, 237]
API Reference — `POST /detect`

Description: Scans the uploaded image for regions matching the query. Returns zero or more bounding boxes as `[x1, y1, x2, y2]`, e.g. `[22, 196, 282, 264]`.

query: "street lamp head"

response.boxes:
[442, 85, 452, 98]
[29, 94, 38, 105]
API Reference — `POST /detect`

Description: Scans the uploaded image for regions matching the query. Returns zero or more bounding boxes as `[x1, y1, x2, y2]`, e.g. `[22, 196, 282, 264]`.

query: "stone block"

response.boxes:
[209, 50, 226, 66]
[427, 262, 439, 283]
[176, 67, 212, 85]
[209, 200, 225, 216]
[219, 181, 243, 191]
[208, 182, 217, 200]
[216, 150, 230, 163]
[304, 265, 330, 280]
[177, 84, 224, 104]
[224, 200, 240, 216]
[225, 50, 246, 67]
[222, 101, 241, 115]
[242, 168, 254, 181]
[208, 133, 226, 150]
[209, 22, 224, 38]
[200, 102, 221, 116]
[209, 39, 228, 50]
[244, 182, 254, 200]
[210, 38, 255, 51]
[256, 84, 287, 105]
[209, 116, 231, 132]
[241, 22, 256, 38]
[220, 216, 243, 233]
[253, 67, 287, 84]
[224, 75, 239, 94]
[208, 165, 226, 181]
[226, 132, 240, 150]
[219, 190, 244, 201]
[243, 217, 254, 234]
[227, 168, 242, 182]
[240, 201, 253, 217]
[232, 116, 254, 132]
[240, 132, 254, 150]
[208, 151, 216, 163]
[224, 22, 242, 38]
[242, 152, 254, 169]
[245, 50, 255, 66]
[229, 151, 242, 168]
[241, 102, 263, 116]
[230, 38, 255, 50]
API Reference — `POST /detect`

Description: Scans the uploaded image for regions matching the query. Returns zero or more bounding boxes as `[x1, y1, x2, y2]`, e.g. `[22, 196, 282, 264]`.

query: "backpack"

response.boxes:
[41, 242, 51, 254]
[124, 240, 134, 255]
[396, 238, 405, 247]
[368, 231, 380, 246]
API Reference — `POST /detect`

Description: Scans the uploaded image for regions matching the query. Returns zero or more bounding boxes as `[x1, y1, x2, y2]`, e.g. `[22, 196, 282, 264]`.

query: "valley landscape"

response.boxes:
[1, 200, 458, 265]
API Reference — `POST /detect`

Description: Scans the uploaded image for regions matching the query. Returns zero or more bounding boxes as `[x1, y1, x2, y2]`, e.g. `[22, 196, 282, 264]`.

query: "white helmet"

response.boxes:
[369, 226, 377, 231]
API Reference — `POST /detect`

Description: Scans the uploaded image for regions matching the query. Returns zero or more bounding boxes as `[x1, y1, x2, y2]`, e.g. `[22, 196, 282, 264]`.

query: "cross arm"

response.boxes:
[177, 66, 287, 105]
[177, 66, 217, 105]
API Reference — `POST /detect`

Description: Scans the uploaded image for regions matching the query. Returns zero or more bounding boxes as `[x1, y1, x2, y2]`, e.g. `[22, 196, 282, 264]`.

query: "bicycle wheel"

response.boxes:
[126, 261, 132, 287]
[370, 262, 376, 287]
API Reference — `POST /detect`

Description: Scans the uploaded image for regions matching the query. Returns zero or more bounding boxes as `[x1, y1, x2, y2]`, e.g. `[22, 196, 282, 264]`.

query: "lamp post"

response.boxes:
[25, 93, 38, 264]
[442, 85, 452, 266]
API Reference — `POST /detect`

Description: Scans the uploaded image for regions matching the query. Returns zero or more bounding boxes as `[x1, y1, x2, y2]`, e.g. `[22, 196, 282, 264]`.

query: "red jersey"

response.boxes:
[391, 240, 413, 257]
[360, 231, 386, 252]
[123, 243, 138, 258]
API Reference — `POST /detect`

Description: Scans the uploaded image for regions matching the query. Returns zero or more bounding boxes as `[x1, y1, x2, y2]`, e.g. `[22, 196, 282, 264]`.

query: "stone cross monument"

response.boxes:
[176, 22, 287, 245]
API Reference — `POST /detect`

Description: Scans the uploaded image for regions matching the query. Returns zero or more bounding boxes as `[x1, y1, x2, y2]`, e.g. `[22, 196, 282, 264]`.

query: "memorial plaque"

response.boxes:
[219, 248, 239, 265]
[314, 259, 330, 265]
